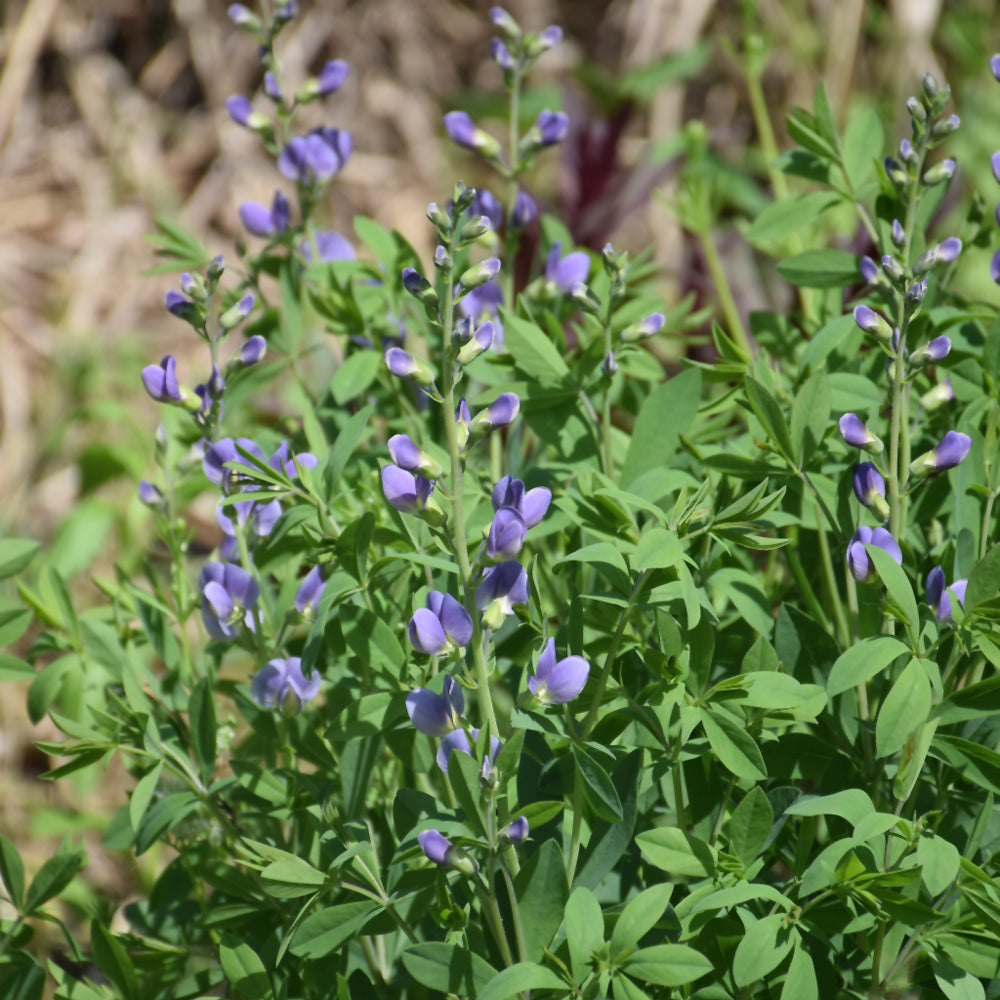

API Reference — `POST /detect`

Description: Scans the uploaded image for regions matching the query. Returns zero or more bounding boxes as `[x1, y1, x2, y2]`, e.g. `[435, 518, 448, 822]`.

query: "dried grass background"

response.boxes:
[0, 0, 968, 968]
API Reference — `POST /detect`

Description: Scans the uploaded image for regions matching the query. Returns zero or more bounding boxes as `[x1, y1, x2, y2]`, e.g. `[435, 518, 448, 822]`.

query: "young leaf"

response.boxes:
[728, 786, 774, 869]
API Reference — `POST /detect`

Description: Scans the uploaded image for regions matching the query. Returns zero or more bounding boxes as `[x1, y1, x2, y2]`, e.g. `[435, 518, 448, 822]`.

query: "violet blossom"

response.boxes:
[846, 526, 902, 583]
[406, 675, 464, 736]
[278, 128, 352, 185]
[200, 562, 260, 639]
[926, 566, 968, 624]
[527, 638, 590, 705]
[239, 191, 291, 238]
[408, 593, 473, 657]
[250, 657, 321, 715]
[909, 431, 972, 477]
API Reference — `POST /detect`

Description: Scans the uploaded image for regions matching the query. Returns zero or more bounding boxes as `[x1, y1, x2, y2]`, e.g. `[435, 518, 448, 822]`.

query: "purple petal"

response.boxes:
[408, 608, 449, 656]
[225, 95, 252, 126]
[933, 431, 972, 470]
[406, 687, 455, 736]
[926, 566, 946, 610]
[538, 655, 590, 704]
[381, 465, 418, 512]
[428, 592, 473, 647]
[870, 527, 902, 565]
[250, 661, 287, 707]
[991, 248, 1000, 285]
[388, 434, 423, 472]
[317, 59, 349, 95]
[535, 638, 556, 681]
[488, 508, 527, 560]
[839, 413, 868, 449]
[295, 566, 326, 615]
[436, 728, 475, 774]
[239, 201, 275, 237]
[505, 816, 529, 844]
[444, 111, 476, 148]
[521, 487, 552, 528]
[417, 829, 452, 865]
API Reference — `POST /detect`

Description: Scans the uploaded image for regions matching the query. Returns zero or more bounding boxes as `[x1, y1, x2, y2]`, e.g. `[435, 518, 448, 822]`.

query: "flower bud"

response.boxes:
[570, 281, 602, 316]
[426, 202, 451, 233]
[263, 72, 283, 103]
[913, 250, 935, 276]
[456, 321, 495, 365]
[602, 351, 618, 376]
[906, 96, 927, 124]
[489, 6, 521, 42]
[490, 38, 514, 70]
[909, 431, 972, 477]
[838, 413, 884, 455]
[207, 255, 225, 284]
[219, 294, 255, 333]
[385, 348, 437, 388]
[180, 271, 207, 301]
[511, 190, 537, 229]
[853, 463, 890, 520]
[388, 434, 443, 479]
[237, 335, 267, 367]
[920, 378, 954, 411]
[297, 60, 349, 102]
[456, 215, 493, 245]
[443, 112, 502, 161]
[503, 816, 529, 845]
[881, 255, 905, 283]
[932, 114, 959, 139]
[890, 220, 905, 247]
[935, 237, 962, 263]
[228, 4, 259, 28]
[905, 279, 927, 306]
[621, 312, 665, 343]
[137, 480, 165, 510]
[992, 54, 1000, 83]
[909, 335, 951, 369]
[470, 393, 520, 440]
[859, 256, 880, 284]
[434, 245, 452, 271]
[898, 139, 917, 165]
[884, 157, 908, 187]
[458, 257, 501, 292]
[854, 304, 893, 343]
[922, 159, 956, 186]
[921, 73, 939, 100]
[401, 267, 440, 312]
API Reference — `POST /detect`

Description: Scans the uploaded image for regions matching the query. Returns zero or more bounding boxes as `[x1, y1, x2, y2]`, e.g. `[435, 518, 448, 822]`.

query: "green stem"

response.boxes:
[696, 226, 751, 357]
[566, 777, 585, 886]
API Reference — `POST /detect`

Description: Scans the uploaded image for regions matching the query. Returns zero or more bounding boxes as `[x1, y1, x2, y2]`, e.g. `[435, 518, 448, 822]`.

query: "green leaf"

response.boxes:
[289, 901, 379, 958]
[339, 604, 405, 675]
[631, 528, 684, 571]
[621, 944, 713, 987]
[965, 544, 1000, 610]
[866, 544, 918, 631]
[933, 957, 987, 1000]
[746, 192, 840, 248]
[842, 105, 883, 190]
[732, 914, 795, 986]
[476, 963, 568, 1000]
[565, 887, 604, 982]
[502, 313, 570, 384]
[776, 249, 860, 288]
[917, 834, 960, 896]
[89, 921, 138, 1000]
[23, 842, 86, 914]
[188, 678, 217, 787]
[401, 943, 497, 996]
[219, 937, 274, 1000]
[572, 745, 623, 822]
[0, 953, 45, 1000]
[780, 946, 819, 1000]
[0, 656, 33, 683]
[0, 835, 24, 909]
[621, 369, 701, 488]
[636, 828, 715, 878]
[260, 857, 327, 899]
[513, 840, 569, 962]
[128, 762, 162, 834]
[0, 601, 31, 647]
[827, 637, 909, 697]
[876, 658, 931, 759]
[134, 792, 200, 855]
[331, 350, 381, 405]
[323, 403, 373, 494]
[448, 745, 488, 839]
[742, 377, 794, 461]
[0, 539, 40, 579]
[728, 786, 773, 869]
[785, 789, 874, 826]
[699, 707, 767, 781]
[610, 884, 673, 955]
[789, 369, 830, 466]
[353, 216, 396, 264]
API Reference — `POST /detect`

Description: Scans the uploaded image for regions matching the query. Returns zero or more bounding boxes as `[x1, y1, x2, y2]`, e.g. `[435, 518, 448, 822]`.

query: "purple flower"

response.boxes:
[381, 465, 435, 513]
[621, 312, 666, 343]
[528, 638, 590, 705]
[491, 37, 514, 70]
[838, 413, 883, 455]
[165, 289, 198, 322]
[538, 26, 562, 49]
[225, 95, 253, 126]
[142, 356, 184, 404]
[295, 566, 326, 618]
[263, 72, 283, 102]
[385, 347, 436, 387]
[250, 657, 321, 714]
[471, 393, 520, 437]
[406, 675, 465, 736]
[533, 110, 569, 147]
[456, 321, 495, 365]
[511, 190, 537, 229]
[278, 128, 352, 185]
[846, 526, 902, 583]
[936, 237, 962, 263]
[487, 508, 528, 560]
[444, 111, 477, 148]
[922, 159, 955, 186]
[228, 4, 257, 26]
[409, 592, 473, 656]
[219, 294, 255, 332]
[216, 497, 282, 542]
[137, 480, 164, 509]
[853, 463, 889, 520]
[388, 434, 442, 478]
[458, 281, 504, 347]
[237, 335, 267, 366]
[417, 829, 453, 866]
[853, 304, 892, 342]
[239, 191, 290, 237]
[200, 562, 260, 639]
[316, 60, 349, 96]
[910, 431, 972, 477]
[471, 189, 504, 232]
[436, 727, 501, 776]
[476, 561, 529, 627]
[992, 54, 1000, 82]
[503, 816, 529, 844]
[926, 566, 968, 624]
[545, 241, 590, 292]
[910, 336, 951, 367]
[859, 256, 879, 284]
[267, 441, 318, 478]
[203, 437, 263, 490]
[301, 231, 355, 263]
[492, 476, 551, 528]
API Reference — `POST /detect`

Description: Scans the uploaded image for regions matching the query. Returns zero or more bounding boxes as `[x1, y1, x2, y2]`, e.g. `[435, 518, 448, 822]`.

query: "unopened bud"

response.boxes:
[219, 294, 255, 333]
[922, 159, 956, 186]
[458, 257, 501, 292]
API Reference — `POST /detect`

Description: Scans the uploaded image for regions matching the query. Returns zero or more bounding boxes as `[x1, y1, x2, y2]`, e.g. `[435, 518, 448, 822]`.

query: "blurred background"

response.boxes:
[0, 0, 998, 964]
